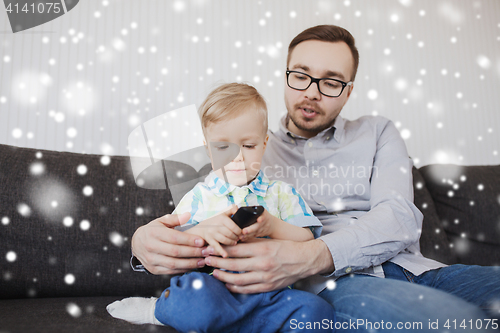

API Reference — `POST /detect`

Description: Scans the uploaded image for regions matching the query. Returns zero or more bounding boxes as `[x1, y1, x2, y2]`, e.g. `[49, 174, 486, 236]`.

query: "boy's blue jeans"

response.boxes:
[319, 262, 500, 332]
[155, 272, 335, 333]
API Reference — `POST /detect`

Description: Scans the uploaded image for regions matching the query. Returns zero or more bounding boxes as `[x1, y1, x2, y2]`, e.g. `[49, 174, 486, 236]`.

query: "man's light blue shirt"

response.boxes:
[262, 115, 445, 294]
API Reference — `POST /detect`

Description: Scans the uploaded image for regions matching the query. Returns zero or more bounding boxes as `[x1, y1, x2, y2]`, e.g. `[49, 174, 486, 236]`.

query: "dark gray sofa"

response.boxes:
[1, 143, 499, 332]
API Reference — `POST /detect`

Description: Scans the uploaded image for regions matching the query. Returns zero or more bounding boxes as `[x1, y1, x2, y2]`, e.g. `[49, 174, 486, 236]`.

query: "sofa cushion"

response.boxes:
[419, 164, 500, 266]
[0, 296, 178, 333]
[412, 167, 457, 265]
[0, 144, 192, 299]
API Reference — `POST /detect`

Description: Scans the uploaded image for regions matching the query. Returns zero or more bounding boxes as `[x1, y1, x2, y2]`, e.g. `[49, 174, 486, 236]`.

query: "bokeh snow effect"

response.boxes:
[0, 0, 498, 167]
[28, 178, 78, 223]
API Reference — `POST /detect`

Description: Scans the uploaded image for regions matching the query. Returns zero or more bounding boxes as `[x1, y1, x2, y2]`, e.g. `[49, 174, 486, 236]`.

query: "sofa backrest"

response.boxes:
[2, 143, 499, 299]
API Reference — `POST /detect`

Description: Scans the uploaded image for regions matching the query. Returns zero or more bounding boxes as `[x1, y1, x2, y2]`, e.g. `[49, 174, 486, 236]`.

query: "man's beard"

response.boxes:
[288, 107, 337, 134]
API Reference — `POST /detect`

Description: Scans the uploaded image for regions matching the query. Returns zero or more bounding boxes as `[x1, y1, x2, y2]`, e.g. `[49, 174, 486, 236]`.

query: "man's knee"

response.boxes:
[285, 290, 336, 324]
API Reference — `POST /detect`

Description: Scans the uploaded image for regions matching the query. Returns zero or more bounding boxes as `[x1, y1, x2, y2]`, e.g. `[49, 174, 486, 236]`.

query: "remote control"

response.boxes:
[231, 205, 264, 229]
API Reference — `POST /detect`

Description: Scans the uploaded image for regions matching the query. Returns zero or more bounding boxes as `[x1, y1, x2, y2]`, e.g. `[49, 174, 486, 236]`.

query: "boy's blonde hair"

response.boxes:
[198, 83, 268, 135]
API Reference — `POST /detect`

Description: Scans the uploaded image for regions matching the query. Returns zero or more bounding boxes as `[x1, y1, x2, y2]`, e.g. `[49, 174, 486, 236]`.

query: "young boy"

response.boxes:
[107, 83, 335, 332]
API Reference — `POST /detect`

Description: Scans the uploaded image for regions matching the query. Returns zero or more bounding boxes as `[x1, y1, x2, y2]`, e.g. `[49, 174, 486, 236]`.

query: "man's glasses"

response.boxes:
[286, 70, 353, 98]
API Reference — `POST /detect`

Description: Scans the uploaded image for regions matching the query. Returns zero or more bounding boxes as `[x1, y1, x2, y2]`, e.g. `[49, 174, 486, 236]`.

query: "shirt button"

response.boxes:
[345, 267, 352, 273]
[308, 142, 313, 147]
[326, 136, 330, 140]
[312, 170, 319, 176]
[291, 139, 295, 144]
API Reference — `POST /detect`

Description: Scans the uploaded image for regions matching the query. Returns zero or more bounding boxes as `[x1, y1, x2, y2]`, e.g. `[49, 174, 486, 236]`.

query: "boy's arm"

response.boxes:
[274, 181, 322, 239]
[240, 181, 321, 242]
[263, 212, 314, 241]
[240, 209, 313, 242]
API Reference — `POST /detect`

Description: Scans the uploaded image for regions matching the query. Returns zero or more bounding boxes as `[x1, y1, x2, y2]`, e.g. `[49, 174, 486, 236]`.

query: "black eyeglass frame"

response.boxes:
[286, 70, 353, 98]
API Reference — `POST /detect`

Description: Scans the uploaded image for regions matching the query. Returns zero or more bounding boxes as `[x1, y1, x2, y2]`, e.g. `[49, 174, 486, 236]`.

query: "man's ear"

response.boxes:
[341, 83, 354, 108]
[346, 83, 354, 99]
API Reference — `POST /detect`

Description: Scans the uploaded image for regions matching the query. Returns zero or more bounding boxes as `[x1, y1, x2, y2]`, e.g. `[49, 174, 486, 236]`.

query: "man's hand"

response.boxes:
[203, 238, 334, 294]
[131, 212, 206, 275]
[186, 205, 240, 258]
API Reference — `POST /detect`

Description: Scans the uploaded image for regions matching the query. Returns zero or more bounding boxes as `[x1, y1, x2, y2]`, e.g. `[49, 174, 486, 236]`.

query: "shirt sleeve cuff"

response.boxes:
[319, 230, 364, 277]
[285, 215, 323, 239]
[130, 254, 151, 274]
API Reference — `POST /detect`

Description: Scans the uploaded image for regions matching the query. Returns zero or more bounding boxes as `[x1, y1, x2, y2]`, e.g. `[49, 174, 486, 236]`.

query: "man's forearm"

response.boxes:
[291, 238, 336, 279]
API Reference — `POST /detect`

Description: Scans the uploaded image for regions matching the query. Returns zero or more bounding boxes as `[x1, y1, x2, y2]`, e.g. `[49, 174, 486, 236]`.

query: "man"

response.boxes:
[131, 25, 500, 331]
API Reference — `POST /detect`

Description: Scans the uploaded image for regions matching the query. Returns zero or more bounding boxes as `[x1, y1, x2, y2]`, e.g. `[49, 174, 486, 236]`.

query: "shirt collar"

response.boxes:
[205, 170, 270, 197]
[276, 114, 344, 143]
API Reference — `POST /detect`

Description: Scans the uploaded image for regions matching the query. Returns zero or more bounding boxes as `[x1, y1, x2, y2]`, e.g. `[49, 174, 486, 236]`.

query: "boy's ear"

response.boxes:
[203, 140, 211, 157]
[263, 134, 269, 151]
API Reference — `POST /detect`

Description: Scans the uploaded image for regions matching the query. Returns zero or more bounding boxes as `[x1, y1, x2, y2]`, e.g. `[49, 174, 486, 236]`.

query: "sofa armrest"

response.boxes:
[412, 166, 457, 264]
[419, 164, 500, 266]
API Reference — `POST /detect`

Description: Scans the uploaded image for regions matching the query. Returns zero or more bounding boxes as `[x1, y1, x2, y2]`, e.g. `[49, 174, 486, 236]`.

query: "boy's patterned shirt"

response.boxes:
[173, 171, 322, 238]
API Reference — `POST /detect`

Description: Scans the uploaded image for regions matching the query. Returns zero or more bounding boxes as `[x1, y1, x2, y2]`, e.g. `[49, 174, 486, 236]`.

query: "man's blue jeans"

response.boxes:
[155, 272, 335, 333]
[319, 262, 500, 332]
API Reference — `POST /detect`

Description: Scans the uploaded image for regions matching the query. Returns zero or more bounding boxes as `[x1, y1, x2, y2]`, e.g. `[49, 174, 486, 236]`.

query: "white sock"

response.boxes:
[106, 297, 164, 326]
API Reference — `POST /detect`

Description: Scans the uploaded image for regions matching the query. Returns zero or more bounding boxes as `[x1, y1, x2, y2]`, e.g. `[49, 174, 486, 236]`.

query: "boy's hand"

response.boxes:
[239, 208, 276, 241]
[186, 205, 240, 258]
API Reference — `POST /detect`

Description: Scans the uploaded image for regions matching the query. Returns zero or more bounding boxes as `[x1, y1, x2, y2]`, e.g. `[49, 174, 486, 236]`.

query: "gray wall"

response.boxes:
[1, 0, 499, 167]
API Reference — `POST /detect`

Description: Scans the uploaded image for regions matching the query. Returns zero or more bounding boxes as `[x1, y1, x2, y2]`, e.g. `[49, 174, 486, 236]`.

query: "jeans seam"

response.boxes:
[403, 269, 415, 283]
